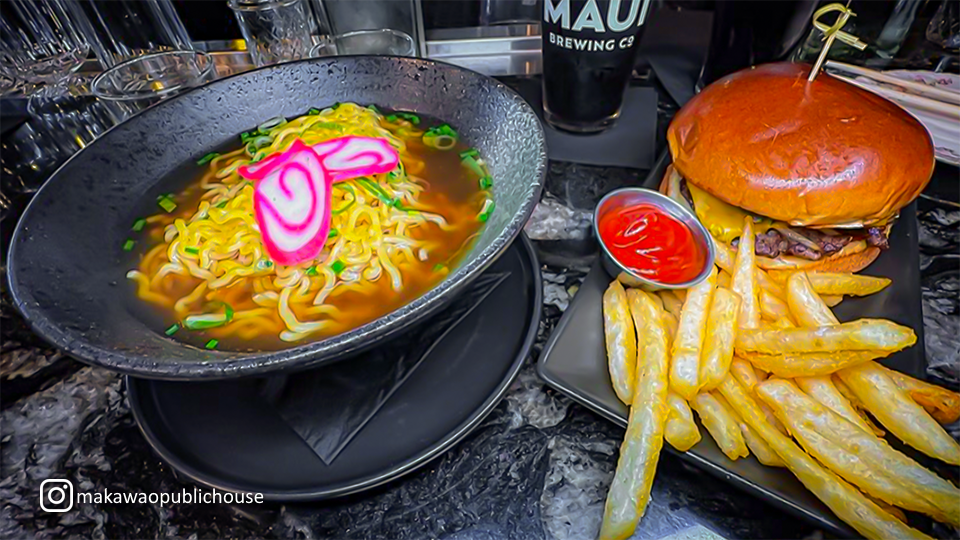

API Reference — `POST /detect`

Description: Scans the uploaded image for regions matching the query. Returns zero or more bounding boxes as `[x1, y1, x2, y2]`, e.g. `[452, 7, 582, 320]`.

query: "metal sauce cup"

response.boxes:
[594, 187, 715, 291]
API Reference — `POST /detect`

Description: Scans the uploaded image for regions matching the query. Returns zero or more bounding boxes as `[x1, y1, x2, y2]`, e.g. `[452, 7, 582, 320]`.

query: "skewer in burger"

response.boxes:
[663, 62, 934, 272]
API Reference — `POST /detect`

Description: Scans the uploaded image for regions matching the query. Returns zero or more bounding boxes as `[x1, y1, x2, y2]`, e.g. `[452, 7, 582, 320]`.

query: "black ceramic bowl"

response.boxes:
[7, 56, 546, 379]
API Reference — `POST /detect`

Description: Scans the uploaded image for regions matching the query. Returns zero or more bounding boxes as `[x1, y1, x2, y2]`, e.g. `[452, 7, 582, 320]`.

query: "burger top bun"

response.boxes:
[666, 62, 935, 228]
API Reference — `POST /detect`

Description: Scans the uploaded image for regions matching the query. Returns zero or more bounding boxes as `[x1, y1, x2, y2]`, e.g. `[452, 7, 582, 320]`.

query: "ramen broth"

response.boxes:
[125, 104, 492, 351]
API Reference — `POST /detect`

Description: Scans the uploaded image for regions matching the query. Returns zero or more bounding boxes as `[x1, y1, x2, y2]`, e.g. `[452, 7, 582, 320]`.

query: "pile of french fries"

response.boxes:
[599, 217, 960, 540]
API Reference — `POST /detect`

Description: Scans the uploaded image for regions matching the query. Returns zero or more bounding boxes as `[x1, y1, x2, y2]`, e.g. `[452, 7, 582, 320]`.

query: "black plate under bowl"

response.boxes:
[126, 235, 541, 499]
[537, 152, 927, 538]
[7, 56, 546, 379]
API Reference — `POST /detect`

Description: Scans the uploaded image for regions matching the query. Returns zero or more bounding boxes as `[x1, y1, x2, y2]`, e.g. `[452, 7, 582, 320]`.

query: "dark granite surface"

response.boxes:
[1, 79, 958, 540]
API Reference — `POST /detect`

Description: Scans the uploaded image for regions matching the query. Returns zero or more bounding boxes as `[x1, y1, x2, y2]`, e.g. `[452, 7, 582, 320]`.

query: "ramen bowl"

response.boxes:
[7, 56, 546, 379]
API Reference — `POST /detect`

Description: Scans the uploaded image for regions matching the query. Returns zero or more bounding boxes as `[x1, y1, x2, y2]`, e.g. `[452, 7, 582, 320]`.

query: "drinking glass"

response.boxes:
[0, 0, 90, 85]
[91, 50, 216, 116]
[541, 0, 653, 133]
[926, 0, 959, 52]
[229, 0, 314, 67]
[73, 0, 194, 69]
[311, 29, 416, 57]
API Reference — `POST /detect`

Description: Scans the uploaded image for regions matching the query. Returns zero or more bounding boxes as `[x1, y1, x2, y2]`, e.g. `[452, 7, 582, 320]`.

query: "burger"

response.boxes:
[663, 62, 935, 273]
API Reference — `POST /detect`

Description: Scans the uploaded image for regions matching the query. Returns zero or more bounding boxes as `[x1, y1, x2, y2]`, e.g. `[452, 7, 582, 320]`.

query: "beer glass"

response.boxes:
[541, 0, 653, 133]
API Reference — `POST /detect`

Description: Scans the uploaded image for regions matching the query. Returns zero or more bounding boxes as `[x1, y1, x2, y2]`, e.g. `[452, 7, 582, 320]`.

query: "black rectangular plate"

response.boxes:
[537, 151, 926, 538]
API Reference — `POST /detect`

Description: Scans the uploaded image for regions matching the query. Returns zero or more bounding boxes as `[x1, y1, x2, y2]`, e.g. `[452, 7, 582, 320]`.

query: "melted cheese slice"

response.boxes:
[687, 182, 773, 243]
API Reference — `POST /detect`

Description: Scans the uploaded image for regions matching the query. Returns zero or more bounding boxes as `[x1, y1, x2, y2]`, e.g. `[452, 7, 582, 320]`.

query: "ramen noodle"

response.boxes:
[126, 103, 493, 350]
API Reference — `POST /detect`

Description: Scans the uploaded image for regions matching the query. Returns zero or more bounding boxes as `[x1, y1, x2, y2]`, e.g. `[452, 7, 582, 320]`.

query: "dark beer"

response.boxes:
[541, 0, 653, 133]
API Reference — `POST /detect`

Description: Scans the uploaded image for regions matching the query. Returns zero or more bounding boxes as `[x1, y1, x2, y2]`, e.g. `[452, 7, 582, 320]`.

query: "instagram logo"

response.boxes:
[40, 479, 73, 512]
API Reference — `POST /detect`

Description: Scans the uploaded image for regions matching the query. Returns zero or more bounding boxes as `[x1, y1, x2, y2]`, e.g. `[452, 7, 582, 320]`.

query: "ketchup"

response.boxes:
[599, 203, 706, 284]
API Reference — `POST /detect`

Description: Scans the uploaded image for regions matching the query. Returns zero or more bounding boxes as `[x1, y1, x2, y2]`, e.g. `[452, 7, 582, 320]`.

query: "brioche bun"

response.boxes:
[667, 62, 934, 228]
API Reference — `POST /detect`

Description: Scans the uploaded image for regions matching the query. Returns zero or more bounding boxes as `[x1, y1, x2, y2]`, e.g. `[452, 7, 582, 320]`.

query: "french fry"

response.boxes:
[661, 311, 678, 349]
[691, 391, 749, 461]
[717, 376, 934, 540]
[718, 270, 732, 289]
[879, 365, 960, 425]
[711, 234, 735, 271]
[821, 295, 844, 307]
[730, 218, 760, 330]
[670, 266, 717, 400]
[769, 271, 892, 297]
[866, 496, 907, 524]
[659, 291, 683, 320]
[674, 289, 687, 302]
[729, 357, 788, 435]
[664, 391, 701, 452]
[831, 375, 885, 436]
[837, 362, 960, 466]
[759, 288, 793, 323]
[730, 357, 763, 391]
[757, 379, 960, 525]
[795, 376, 877, 436]
[604, 280, 637, 405]
[648, 292, 664, 311]
[600, 291, 669, 540]
[786, 272, 840, 327]
[714, 391, 784, 467]
[711, 235, 788, 301]
[756, 268, 787, 301]
[810, 272, 891, 296]
[700, 288, 740, 391]
[740, 419, 785, 467]
[735, 319, 917, 356]
[771, 317, 795, 329]
[740, 349, 884, 378]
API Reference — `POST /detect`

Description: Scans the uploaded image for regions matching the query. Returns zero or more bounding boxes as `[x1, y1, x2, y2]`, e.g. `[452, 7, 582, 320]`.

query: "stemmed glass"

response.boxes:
[0, 0, 91, 109]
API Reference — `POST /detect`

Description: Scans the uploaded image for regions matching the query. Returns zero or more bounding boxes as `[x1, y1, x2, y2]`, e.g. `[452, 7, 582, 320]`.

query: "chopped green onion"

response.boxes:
[256, 258, 273, 271]
[459, 148, 479, 159]
[357, 178, 393, 205]
[215, 200, 228, 209]
[240, 131, 253, 143]
[432, 263, 446, 272]
[184, 246, 200, 255]
[132, 218, 147, 232]
[258, 116, 286, 134]
[478, 199, 495, 222]
[396, 112, 421, 125]
[245, 142, 258, 156]
[123, 239, 136, 251]
[184, 303, 234, 330]
[427, 124, 458, 139]
[306, 266, 318, 276]
[251, 135, 273, 149]
[367, 104, 381, 114]
[250, 153, 266, 163]
[428, 134, 456, 151]
[308, 108, 320, 115]
[205, 339, 219, 350]
[197, 152, 220, 166]
[165, 323, 180, 336]
[331, 102, 340, 110]
[479, 176, 493, 190]
[385, 114, 398, 123]
[387, 169, 401, 181]
[328, 228, 338, 238]
[331, 198, 355, 215]
[461, 155, 487, 179]
[331, 260, 346, 275]
[158, 197, 177, 213]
